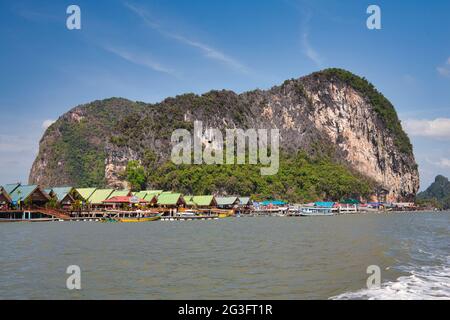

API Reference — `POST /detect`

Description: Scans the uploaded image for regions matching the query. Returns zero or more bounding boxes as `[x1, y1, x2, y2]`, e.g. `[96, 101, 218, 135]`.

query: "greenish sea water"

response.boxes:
[0, 212, 448, 299]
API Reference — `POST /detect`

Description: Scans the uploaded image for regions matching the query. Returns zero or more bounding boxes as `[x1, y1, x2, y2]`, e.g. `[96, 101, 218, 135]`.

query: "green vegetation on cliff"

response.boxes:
[127, 152, 374, 203]
[53, 120, 106, 187]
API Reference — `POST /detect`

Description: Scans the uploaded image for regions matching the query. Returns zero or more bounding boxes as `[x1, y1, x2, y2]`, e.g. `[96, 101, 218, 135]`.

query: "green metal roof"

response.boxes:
[134, 191, 147, 199]
[10, 185, 48, 203]
[184, 195, 195, 206]
[216, 196, 238, 206]
[110, 190, 131, 197]
[133, 191, 158, 201]
[145, 190, 164, 195]
[192, 195, 216, 206]
[4, 183, 21, 195]
[157, 193, 183, 205]
[87, 189, 115, 204]
[76, 188, 97, 201]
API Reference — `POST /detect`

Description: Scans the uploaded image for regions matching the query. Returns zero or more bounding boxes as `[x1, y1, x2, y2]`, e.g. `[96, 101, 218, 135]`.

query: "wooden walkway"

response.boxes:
[0, 208, 70, 221]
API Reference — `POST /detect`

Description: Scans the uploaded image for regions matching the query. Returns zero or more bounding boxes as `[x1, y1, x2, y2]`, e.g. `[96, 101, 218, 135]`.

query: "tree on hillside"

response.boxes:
[125, 160, 147, 191]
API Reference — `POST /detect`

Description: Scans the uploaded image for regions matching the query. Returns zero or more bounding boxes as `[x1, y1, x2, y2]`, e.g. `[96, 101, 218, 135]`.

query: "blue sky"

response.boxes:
[0, 0, 449, 189]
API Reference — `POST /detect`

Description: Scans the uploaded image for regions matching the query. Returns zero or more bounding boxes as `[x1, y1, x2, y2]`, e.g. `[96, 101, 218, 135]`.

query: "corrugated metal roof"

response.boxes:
[133, 191, 158, 201]
[102, 196, 147, 203]
[134, 191, 147, 199]
[184, 195, 195, 205]
[51, 187, 74, 202]
[76, 188, 97, 201]
[110, 190, 131, 198]
[157, 193, 183, 205]
[191, 195, 215, 206]
[216, 196, 238, 206]
[239, 197, 251, 205]
[88, 189, 115, 204]
[10, 185, 49, 203]
[145, 190, 164, 195]
[4, 183, 21, 195]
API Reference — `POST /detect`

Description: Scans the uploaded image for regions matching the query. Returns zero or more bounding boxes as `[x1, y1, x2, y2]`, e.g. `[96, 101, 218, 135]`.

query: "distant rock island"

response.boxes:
[29, 68, 419, 202]
[417, 175, 450, 209]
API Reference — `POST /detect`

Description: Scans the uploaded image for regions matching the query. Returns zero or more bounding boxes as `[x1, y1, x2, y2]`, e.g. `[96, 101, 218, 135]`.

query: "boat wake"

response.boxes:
[331, 264, 450, 300]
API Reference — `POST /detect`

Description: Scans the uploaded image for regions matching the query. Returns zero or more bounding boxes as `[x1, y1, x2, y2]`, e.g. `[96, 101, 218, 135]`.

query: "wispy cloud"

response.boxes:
[103, 45, 178, 77]
[425, 157, 450, 169]
[298, 9, 322, 67]
[123, 2, 249, 74]
[302, 31, 322, 67]
[13, 7, 59, 23]
[437, 57, 450, 78]
[437, 158, 450, 168]
[42, 119, 55, 129]
[404, 118, 450, 139]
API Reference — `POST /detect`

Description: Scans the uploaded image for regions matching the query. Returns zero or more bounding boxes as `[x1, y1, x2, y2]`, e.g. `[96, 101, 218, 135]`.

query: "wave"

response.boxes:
[331, 265, 450, 300]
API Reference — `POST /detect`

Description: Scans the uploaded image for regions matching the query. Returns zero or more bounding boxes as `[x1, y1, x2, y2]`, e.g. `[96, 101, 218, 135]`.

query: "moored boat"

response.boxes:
[299, 207, 335, 216]
[118, 215, 161, 223]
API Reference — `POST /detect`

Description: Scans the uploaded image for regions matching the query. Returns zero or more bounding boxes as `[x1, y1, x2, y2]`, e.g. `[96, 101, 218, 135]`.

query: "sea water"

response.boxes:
[0, 212, 448, 299]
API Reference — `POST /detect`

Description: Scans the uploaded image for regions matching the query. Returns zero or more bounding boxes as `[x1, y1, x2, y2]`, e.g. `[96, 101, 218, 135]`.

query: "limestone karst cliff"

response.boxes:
[29, 69, 419, 201]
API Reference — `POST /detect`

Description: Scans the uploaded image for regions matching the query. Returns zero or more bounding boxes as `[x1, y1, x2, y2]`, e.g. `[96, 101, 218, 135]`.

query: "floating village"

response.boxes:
[0, 182, 429, 223]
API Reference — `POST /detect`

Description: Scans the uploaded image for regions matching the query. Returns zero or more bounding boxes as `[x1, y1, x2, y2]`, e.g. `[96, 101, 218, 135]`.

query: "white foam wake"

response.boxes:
[332, 265, 450, 300]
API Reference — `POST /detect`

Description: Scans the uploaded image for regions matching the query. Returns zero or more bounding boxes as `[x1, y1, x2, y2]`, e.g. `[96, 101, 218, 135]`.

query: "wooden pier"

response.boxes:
[0, 209, 70, 222]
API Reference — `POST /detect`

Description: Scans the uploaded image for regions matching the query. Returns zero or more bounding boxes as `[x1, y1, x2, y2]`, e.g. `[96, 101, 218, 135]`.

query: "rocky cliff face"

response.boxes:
[29, 69, 419, 201]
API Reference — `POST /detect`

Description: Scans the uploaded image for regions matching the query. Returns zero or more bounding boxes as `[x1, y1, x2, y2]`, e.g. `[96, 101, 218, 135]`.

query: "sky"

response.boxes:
[0, 0, 449, 190]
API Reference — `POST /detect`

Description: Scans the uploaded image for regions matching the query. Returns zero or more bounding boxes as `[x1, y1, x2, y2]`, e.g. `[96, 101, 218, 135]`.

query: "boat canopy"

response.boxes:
[314, 201, 335, 208]
[261, 200, 286, 206]
[341, 198, 360, 204]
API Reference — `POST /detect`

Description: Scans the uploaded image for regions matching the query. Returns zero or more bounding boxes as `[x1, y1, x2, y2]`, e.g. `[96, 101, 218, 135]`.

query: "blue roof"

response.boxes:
[315, 202, 335, 208]
[4, 183, 21, 195]
[10, 185, 39, 203]
[50, 187, 74, 202]
[261, 200, 286, 206]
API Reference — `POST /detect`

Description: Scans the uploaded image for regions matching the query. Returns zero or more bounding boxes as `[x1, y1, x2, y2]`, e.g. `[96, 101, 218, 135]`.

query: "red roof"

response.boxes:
[102, 196, 147, 204]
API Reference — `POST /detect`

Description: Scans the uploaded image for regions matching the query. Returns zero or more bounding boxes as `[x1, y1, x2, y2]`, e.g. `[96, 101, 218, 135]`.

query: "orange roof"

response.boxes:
[102, 196, 147, 204]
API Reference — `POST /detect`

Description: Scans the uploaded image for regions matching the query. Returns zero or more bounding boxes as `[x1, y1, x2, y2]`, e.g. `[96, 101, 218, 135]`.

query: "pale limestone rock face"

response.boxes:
[303, 82, 419, 201]
[104, 144, 139, 189]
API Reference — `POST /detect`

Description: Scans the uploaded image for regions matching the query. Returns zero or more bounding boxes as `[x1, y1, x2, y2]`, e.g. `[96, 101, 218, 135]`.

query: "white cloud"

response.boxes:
[437, 57, 450, 77]
[403, 118, 450, 139]
[302, 31, 322, 67]
[425, 157, 450, 169]
[437, 158, 450, 168]
[103, 46, 178, 77]
[42, 119, 55, 129]
[298, 10, 322, 67]
[124, 2, 249, 74]
[167, 33, 249, 74]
